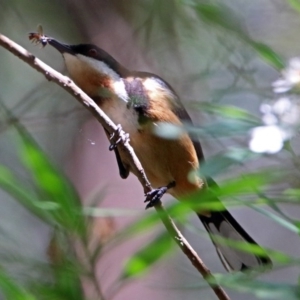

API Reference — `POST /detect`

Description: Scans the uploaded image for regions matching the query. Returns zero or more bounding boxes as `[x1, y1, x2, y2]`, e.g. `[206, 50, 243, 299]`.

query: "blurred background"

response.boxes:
[1, 0, 300, 299]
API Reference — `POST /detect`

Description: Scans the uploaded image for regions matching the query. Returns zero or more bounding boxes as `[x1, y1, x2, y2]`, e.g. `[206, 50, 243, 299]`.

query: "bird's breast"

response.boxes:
[100, 98, 140, 135]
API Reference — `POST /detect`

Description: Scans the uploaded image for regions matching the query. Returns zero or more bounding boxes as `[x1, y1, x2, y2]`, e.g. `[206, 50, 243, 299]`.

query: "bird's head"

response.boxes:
[48, 39, 129, 100]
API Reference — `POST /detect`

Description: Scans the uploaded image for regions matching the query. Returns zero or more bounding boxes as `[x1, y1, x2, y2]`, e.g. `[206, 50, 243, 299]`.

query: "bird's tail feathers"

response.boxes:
[198, 210, 272, 272]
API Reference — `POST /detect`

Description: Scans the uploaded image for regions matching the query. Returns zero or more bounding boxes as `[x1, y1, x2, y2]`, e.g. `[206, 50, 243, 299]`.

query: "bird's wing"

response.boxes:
[135, 72, 206, 162]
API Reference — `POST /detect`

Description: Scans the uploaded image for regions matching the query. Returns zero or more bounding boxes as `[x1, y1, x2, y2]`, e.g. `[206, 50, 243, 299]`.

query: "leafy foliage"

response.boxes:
[122, 232, 173, 278]
[1, 0, 300, 300]
[0, 267, 37, 300]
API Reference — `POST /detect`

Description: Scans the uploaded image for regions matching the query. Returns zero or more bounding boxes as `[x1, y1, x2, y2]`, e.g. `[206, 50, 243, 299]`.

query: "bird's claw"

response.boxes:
[144, 187, 168, 209]
[109, 125, 130, 151]
[144, 181, 176, 209]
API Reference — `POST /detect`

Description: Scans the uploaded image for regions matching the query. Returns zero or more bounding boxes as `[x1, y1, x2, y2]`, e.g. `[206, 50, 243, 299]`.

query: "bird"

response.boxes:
[46, 37, 271, 272]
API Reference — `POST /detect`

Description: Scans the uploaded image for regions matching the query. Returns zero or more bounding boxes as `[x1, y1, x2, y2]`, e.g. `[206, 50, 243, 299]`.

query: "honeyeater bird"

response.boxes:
[45, 37, 271, 272]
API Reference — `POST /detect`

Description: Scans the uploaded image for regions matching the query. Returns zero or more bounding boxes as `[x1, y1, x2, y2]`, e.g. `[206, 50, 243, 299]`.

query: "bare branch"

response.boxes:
[0, 32, 230, 300]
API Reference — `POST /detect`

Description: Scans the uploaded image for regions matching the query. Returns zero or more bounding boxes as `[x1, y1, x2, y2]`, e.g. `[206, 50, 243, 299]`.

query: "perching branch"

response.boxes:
[0, 32, 230, 300]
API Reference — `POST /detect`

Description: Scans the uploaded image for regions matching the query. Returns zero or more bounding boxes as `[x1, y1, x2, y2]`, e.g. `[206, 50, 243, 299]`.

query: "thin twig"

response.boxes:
[0, 32, 230, 300]
[154, 204, 230, 299]
[81, 239, 106, 300]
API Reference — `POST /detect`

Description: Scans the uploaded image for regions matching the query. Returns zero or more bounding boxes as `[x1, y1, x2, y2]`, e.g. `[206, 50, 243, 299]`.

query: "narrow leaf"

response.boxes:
[287, 0, 300, 13]
[211, 274, 300, 299]
[200, 148, 259, 177]
[0, 165, 55, 223]
[194, 3, 246, 36]
[0, 268, 36, 300]
[194, 102, 261, 124]
[249, 205, 300, 234]
[250, 42, 285, 70]
[122, 232, 173, 278]
[15, 124, 85, 235]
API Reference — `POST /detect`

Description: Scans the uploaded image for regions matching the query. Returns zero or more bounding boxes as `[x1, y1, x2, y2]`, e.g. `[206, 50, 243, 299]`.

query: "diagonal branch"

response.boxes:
[0, 32, 230, 300]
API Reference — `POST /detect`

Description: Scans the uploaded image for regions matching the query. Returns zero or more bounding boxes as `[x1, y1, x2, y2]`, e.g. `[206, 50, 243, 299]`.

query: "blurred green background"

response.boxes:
[1, 0, 300, 299]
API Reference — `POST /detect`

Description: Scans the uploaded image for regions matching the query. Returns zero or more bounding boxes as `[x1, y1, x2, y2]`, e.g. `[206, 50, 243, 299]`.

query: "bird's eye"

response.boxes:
[88, 49, 97, 57]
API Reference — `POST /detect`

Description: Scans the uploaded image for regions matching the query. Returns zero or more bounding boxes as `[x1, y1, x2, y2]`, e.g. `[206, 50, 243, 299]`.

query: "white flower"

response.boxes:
[273, 57, 300, 93]
[272, 97, 300, 125]
[252, 57, 300, 154]
[259, 97, 300, 126]
[262, 113, 277, 125]
[249, 125, 288, 154]
[260, 103, 272, 114]
[272, 97, 292, 114]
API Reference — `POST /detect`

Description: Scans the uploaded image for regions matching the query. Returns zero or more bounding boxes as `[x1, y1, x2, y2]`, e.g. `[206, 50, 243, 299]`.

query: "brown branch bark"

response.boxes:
[0, 32, 230, 300]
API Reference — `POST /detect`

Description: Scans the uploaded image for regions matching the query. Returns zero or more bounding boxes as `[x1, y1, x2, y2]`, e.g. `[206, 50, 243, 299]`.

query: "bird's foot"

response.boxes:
[144, 181, 176, 209]
[109, 124, 130, 151]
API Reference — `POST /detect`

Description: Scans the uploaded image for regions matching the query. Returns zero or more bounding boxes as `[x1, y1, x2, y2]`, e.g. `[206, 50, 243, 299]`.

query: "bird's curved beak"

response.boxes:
[48, 38, 74, 55]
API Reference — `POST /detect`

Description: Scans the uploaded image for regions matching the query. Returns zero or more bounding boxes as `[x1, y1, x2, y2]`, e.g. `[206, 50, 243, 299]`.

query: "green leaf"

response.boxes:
[14, 124, 85, 235]
[193, 102, 261, 124]
[287, 0, 300, 13]
[0, 103, 85, 234]
[250, 42, 285, 70]
[216, 171, 280, 198]
[200, 148, 259, 177]
[210, 235, 291, 264]
[153, 118, 257, 140]
[122, 232, 173, 278]
[187, 102, 262, 138]
[187, 119, 258, 138]
[0, 165, 55, 223]
[0, 268, 36, 300]
[211, 274, 300, 299]
[284, 188, 300, 200]
[193, 3, 246, 36]
[189, 2, 285, 70]
[248, 205, 300, 234]
[198, 171, 278, 201]
[32, 260, 84, 300]
[177, 170, 283, 214]
[110, 210, 163, 247]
